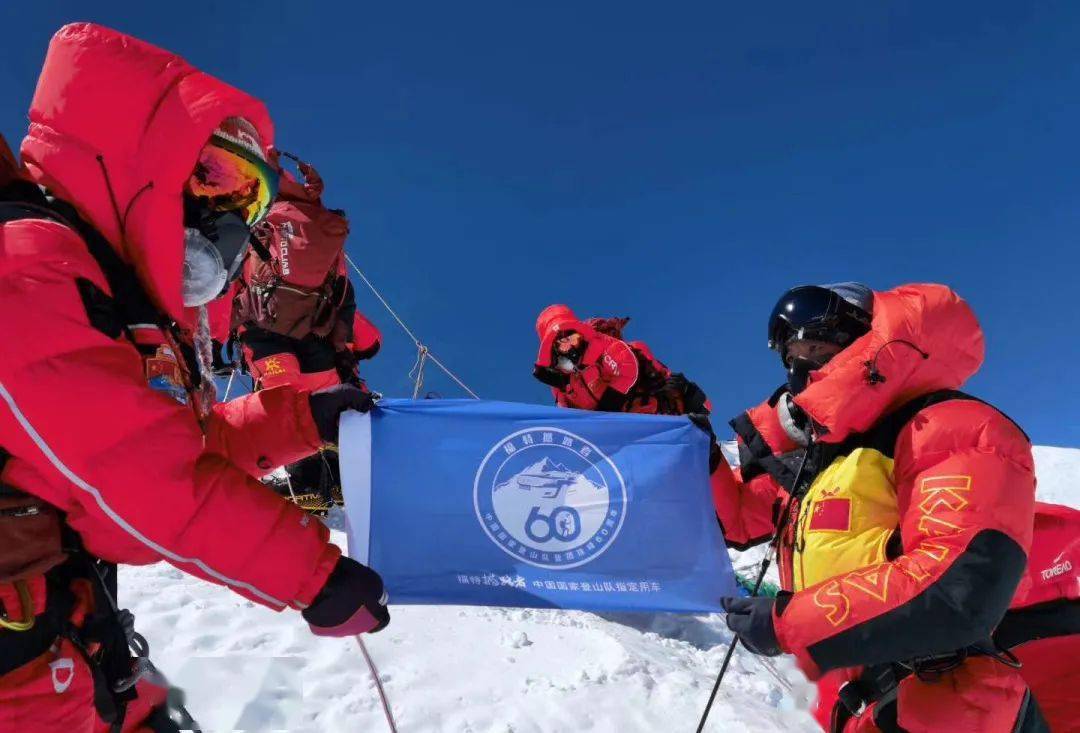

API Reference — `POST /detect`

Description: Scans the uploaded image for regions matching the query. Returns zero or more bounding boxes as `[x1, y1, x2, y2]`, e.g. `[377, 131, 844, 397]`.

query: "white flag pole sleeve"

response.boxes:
[339, 410, 374, 565]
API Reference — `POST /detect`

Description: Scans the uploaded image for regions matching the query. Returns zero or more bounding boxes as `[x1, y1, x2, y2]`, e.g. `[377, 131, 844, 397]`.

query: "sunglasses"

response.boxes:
[186, 137, 280, 226]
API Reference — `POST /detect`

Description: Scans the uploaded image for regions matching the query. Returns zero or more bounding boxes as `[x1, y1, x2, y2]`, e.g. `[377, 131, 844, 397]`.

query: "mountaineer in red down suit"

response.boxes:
[232, 150, 382, 511]
[532, 304, 713, 416]
[235, 149, 382, 394]
[533, 304, 722, 470]
[714, 282, 1080, 732]
[0, 24, 389, 732]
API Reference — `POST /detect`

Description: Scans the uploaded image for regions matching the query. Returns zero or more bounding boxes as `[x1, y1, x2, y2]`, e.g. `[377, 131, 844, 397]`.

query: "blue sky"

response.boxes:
[2, 3, 1078, 446]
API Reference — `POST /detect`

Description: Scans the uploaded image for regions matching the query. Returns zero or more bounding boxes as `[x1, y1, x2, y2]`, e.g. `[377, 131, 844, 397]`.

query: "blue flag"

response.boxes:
[340, 399, 737, 613]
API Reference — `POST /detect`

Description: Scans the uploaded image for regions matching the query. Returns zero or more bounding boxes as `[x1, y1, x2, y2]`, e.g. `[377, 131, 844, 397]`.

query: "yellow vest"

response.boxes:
[791, 448, 900, 591]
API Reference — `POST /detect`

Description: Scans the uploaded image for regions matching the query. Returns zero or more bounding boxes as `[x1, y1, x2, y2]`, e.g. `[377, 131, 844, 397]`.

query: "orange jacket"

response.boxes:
[713, 284, 1044, 731]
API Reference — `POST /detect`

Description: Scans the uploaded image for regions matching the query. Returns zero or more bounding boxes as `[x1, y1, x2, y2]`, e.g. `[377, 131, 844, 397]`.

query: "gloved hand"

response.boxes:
[309, 384, 375, 444]
[533, 364, 570, 389]
[303, 556, 390, 636]
[687, 413, 723, 473]
[721, 596, 781, 656]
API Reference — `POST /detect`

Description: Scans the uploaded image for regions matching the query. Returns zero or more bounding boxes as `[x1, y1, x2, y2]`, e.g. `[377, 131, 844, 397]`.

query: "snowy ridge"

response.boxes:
[119, 446, 1079, 732]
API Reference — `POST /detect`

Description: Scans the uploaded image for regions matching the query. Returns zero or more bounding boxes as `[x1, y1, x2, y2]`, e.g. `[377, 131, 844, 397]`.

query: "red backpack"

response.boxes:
[234, 155, 349, 339]
[996, 502, 1080, 732]
[1012, 502, 1080, 609]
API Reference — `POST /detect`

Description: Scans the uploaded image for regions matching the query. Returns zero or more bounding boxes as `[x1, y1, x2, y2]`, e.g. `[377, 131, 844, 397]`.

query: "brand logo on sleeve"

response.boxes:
[1041, 560, 1073, 582]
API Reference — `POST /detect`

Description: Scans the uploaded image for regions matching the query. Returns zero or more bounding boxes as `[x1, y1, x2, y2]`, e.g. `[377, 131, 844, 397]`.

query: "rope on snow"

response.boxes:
[357, 635, 399, 733]
[342, 253, 484, 731]
[344, 254, 480, 399]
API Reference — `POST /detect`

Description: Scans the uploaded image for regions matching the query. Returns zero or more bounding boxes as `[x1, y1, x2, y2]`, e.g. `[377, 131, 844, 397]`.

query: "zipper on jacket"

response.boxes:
[789, 444, 821, 591]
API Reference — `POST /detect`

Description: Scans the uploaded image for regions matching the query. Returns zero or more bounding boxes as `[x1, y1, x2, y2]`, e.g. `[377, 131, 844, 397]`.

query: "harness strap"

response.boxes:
[0, 577, 76, 677]
[833, 662, 903, 731]
[0, 198, 205, 401]
[833, 640, 1027, 730]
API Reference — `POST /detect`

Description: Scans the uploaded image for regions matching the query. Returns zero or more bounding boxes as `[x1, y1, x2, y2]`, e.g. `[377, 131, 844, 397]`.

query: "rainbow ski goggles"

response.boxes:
[186, 136, 279, 226]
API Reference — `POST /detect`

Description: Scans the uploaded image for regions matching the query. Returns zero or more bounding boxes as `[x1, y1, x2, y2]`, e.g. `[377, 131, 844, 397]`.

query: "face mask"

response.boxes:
[181, 206, 252, 307]
[182, 229, 229, 307]
[555, 356, 577, 373]
[786, 356, 825, 395]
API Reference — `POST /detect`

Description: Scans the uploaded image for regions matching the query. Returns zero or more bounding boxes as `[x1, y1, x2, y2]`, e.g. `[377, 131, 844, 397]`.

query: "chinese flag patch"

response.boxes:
[809, 497, 851, 532]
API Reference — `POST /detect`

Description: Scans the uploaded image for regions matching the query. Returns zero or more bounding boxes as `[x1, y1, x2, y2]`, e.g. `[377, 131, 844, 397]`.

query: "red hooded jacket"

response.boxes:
[712, 284, 1078, 731]
[0, 23, 339, 615]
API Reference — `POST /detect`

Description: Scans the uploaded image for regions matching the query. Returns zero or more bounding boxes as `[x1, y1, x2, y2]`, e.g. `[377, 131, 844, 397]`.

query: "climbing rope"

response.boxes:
[222, 368, 237, 401]
[342, 254, 481, 731]
[357, 635, 399, 733]
[344, 254, 480, 399]
[409, 346, 429, 399]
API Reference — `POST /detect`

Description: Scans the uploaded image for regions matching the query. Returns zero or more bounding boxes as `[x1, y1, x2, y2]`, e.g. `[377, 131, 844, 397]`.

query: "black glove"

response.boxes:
[687, 413, 723, 473]
[309, 384, 375, 444]
[333, 349, 359, 383]
[533, 364, 570, 389]
[687, 412, 716, 439]
[680, 377, 711, 416]
[303, 556, 390, 636]
[721, 596, 781, 656]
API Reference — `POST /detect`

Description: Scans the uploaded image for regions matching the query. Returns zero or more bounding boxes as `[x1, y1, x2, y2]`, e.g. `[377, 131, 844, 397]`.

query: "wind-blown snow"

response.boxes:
[119, 445, 1079, 732]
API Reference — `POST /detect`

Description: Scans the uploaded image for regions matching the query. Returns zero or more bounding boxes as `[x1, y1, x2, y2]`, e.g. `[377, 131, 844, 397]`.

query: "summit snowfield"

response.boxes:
[1033, 445, 1080, 506]
[119, 446, 1080, 732]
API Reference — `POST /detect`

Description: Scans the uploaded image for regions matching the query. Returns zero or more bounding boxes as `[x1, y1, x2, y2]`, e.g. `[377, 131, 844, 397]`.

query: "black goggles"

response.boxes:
[767, 286, 871, 359]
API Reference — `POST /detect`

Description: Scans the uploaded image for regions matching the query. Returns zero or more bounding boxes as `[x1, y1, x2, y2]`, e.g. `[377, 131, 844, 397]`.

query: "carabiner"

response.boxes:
[0, 580, 36, 632]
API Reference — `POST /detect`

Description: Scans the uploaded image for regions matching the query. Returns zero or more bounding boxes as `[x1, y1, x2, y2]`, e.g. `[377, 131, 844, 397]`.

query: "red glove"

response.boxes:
[303, 557, 390, 636]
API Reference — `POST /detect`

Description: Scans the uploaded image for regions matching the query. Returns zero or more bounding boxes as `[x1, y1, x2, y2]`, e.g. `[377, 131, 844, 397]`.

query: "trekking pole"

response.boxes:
[695, 446, 812, 732]
[694, 547, 776, 732]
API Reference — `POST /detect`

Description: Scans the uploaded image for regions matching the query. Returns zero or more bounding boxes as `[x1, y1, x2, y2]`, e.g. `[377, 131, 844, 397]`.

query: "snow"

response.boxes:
[1033, 445, 1080, 506]
[119, 445, 1080, 732]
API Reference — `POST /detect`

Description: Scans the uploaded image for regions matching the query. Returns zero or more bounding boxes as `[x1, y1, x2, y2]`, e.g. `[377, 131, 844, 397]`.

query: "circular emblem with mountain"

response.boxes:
[473, 427, 627, 569]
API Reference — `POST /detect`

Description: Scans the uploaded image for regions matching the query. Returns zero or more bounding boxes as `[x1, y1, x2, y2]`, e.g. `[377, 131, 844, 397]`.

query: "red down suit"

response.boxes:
[533, 304, 700, 415]
[0, 23, 340, 731]
[236, 154, 381, 391]
[712, 284, 1080, 732]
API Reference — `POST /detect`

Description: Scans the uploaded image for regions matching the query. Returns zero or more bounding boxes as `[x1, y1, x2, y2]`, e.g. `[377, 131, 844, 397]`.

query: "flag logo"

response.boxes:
[473, 427, 627, 569]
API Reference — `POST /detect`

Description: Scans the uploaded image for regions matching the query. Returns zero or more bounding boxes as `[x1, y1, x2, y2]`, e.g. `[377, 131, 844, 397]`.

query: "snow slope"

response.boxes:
[120, 446, 1079, 732]
[1033, 445, 1080, 506]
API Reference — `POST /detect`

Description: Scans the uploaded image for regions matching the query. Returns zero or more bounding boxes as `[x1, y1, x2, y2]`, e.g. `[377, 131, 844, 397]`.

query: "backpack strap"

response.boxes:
[0, 200, 163, 332]
[731, 387, 1028, 494]
[0, 199, 206, 392]
[865, 389, 1031, 453]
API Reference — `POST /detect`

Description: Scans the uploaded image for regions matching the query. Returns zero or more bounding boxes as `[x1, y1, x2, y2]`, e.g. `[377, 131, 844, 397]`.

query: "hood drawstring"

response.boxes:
[95, 155, 125, 241]
[865, 339, 930, 385]
[95, 154, 153, 244]
[121, 180, 153, 231]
